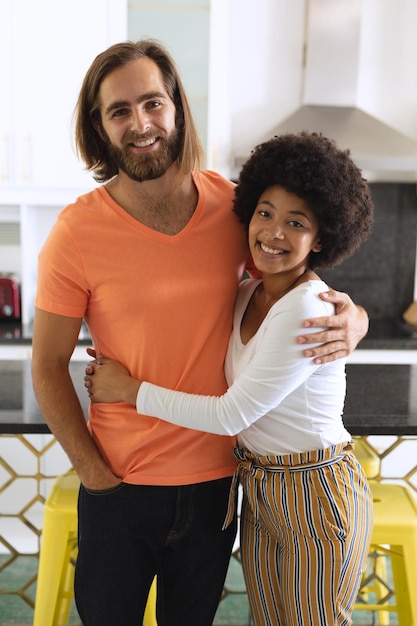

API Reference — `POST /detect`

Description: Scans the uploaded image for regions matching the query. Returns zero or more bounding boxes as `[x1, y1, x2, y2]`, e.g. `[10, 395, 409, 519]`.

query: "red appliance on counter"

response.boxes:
[0, 278, 20, 319]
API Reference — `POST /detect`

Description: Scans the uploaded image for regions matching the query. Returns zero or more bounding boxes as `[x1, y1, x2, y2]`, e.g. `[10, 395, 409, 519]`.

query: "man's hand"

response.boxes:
[297, 288, 369, 364]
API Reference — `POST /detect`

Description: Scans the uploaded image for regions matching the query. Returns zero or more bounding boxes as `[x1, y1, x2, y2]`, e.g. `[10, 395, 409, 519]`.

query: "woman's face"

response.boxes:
[248, 185, 322, 276]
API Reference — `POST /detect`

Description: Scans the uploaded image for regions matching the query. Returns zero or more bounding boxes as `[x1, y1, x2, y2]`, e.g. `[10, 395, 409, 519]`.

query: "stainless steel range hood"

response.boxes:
[271, 0, 417, 182]
[272, 105, 417, 181]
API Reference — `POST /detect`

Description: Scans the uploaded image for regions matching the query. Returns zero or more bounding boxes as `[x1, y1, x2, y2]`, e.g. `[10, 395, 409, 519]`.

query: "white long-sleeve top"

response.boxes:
[137, 279, 350, 455]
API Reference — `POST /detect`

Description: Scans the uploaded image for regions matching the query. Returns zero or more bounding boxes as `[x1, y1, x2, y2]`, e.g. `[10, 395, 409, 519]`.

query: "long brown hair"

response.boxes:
[74, 40, 203, 182]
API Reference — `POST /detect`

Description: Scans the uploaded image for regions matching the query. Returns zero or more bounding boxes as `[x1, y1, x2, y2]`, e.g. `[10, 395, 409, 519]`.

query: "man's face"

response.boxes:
[97, 57, 182, 182]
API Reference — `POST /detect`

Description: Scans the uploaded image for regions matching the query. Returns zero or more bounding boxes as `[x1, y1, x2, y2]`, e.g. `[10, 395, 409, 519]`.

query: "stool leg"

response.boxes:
[389, 549, 410, 626]
[34, 507, 77, 626]
[54, 537, 77, 625]
[363, 483, 417, 626]
[390, 544, 417, 626]
[374, 552, 390, 626]
[143, 576, 157, 626]
[403, 537, 417, 626]
[355, 550, 390, 626]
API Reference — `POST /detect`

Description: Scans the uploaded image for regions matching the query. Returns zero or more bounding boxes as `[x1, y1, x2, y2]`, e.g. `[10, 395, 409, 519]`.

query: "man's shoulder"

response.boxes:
[59, 187, 106, 219]
[69, 186, 103, 206]
[193, 169, 235, 191]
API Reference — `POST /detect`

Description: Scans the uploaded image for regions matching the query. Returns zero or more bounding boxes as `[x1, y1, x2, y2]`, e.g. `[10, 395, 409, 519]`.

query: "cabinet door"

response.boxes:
[0, 0, 127, 191]
[0, 0, 13, 185]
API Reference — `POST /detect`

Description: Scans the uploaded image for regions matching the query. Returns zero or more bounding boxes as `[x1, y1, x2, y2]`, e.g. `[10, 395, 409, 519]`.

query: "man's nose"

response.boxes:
[132, 107, 151, 133]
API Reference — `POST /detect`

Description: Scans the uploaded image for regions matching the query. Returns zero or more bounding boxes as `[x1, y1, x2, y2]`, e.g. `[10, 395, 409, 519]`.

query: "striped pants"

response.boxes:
[225, 442, 373, 626]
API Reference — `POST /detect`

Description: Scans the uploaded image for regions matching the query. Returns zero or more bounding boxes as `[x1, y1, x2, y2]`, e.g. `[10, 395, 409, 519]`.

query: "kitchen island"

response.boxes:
[1, 356, 417, 624]
[1, 360, 417, 435]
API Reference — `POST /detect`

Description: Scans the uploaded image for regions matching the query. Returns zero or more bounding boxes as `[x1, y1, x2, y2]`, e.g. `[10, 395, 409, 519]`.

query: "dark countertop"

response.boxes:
[0, 320, 91, 343]
[0, 360, 89, 434]
[2, 317, 417, 349]
[344, 363, 417, 434]
[1, 360, 417, 436]
[358, 318, 417, 350]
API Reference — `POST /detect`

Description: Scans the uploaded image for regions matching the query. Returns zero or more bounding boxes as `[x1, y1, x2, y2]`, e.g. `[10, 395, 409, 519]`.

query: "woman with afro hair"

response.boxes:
[85, 132, 374, 626]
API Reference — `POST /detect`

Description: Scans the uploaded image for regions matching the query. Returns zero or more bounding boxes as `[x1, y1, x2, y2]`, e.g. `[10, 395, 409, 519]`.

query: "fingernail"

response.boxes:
[305, 350, 313, 357]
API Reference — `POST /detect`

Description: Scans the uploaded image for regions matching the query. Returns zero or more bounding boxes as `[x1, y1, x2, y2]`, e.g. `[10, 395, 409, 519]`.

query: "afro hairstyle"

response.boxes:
[233, 132, 374, 269]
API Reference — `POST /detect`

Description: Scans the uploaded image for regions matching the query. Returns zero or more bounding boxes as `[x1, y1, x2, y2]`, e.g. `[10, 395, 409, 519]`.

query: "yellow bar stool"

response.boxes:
[354, 481, 417, 626]
[33, 470, 157, 626]
[351, 438, 390, 624]
[352, 437, 381, 479]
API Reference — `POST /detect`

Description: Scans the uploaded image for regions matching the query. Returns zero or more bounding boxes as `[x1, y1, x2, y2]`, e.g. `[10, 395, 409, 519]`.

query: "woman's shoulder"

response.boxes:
[297, 279, 330, 295]
[274, 280, 335, 316]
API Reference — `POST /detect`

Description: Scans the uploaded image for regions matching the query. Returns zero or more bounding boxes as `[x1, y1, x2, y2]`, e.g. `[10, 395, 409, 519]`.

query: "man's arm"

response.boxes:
[31, 308, 120, 490]
[297, 289, 369, 364]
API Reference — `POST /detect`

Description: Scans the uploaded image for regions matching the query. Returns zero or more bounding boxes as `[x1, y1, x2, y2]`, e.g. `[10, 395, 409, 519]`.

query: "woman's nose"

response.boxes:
[269, 224, 285, 240]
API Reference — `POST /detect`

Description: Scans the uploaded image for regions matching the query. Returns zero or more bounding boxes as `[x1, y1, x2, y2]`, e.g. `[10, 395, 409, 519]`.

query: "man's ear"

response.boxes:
[93, 119, 105, 141]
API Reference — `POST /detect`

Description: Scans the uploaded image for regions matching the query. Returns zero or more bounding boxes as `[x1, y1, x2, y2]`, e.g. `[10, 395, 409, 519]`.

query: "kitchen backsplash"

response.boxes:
[319, 183, 417, 323]
[0, 183, 416, 333]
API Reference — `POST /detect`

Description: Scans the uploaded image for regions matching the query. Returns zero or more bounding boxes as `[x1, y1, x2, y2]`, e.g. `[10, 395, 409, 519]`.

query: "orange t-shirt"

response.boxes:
[36, 170, 248, 485]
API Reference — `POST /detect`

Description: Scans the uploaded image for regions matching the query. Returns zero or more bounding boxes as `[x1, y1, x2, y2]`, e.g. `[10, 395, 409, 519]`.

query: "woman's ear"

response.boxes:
[312, 239, 322, 253]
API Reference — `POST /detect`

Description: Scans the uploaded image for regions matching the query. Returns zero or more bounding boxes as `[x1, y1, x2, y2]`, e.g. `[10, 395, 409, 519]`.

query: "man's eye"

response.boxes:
[146, 101, 162, 109]
[112, 109, 129, 118]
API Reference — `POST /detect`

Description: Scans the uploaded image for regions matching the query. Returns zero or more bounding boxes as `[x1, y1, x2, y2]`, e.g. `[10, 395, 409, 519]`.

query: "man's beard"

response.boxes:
[106, 128, 182, 182]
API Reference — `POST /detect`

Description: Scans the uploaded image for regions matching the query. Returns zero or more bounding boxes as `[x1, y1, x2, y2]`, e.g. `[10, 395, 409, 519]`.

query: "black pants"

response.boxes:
[75, 477, 237, 626]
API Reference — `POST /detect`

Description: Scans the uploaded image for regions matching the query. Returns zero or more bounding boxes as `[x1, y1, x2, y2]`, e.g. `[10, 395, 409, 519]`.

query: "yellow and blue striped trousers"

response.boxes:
[224, 442, 373, 626]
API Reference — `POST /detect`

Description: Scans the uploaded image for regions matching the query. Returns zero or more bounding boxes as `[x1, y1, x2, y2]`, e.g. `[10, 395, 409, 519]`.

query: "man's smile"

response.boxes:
[130, 136, 159, 149]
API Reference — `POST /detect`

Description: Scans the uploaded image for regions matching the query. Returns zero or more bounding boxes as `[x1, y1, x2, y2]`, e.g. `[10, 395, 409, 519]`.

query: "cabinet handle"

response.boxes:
[0, 134, 10, 183]
[21, 134, 32, 184]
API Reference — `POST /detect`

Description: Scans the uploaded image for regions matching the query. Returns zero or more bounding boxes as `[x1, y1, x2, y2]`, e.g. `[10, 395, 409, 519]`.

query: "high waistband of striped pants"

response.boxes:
[223, 441, 354, 529]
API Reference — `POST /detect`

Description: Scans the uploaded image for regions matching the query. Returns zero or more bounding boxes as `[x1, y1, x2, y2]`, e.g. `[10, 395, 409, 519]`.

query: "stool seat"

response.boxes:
[34, 471, 157, 626]
[352, 437, 381, 479]
[354, 481, 417, 625]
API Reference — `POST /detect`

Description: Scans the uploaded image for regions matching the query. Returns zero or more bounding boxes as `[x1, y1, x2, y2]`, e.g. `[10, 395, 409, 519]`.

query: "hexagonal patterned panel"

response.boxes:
[1, 434, 416, 625]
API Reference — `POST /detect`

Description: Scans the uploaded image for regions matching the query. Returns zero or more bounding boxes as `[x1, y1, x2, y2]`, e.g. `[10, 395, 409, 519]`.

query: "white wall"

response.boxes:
[128, 0, 211, 161]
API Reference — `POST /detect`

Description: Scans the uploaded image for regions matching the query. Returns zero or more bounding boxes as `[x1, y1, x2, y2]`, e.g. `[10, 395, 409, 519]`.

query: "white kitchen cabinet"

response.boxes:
[357, 0, 417, 140]
[227, 0, 417, 179]
[0, 0, 127, 191]
[0, 0, 127, 327]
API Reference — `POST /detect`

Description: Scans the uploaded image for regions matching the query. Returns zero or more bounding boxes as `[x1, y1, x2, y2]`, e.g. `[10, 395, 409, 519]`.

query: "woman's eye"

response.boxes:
[258, 209, 270, 218]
